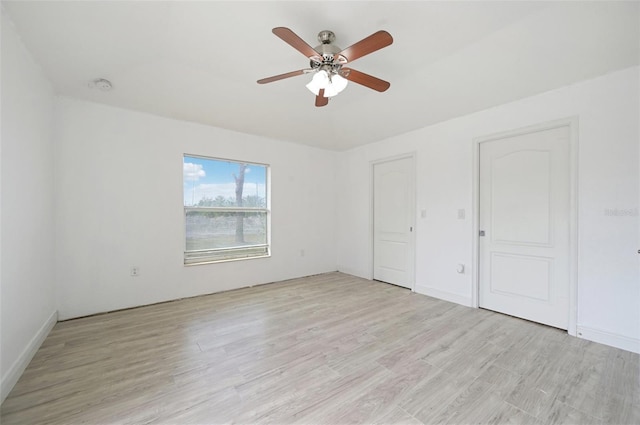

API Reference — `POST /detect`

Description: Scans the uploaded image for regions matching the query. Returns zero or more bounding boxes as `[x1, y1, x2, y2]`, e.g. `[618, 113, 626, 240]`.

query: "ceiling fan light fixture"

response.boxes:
[305, 70, 348, 98]
[329, 74, 348, 95]
[305, 70, 328, 95]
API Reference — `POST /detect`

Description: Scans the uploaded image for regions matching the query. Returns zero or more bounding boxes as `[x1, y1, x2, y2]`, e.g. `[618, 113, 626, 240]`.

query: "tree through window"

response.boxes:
[183, 155, 269, 264]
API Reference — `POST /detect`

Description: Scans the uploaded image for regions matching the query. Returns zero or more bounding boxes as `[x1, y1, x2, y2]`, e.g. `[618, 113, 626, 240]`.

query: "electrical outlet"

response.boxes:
[130, 267, 139, 277]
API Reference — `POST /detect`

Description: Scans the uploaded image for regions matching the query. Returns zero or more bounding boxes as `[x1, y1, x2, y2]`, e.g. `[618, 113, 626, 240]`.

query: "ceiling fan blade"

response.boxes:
[315, 89, 328, 107]
[272, 27, 322, 61]
[257, 69, 309, 84]
[340, 68, 390, 92]
[337, 30, 393, 63]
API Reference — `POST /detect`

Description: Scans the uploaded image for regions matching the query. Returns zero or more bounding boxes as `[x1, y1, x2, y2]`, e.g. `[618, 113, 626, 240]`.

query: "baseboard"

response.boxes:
[577, 325, 640, 354]
[336, 267, 371, 281]
[1, 310, 58, 403]
[415, 285, 473, 307]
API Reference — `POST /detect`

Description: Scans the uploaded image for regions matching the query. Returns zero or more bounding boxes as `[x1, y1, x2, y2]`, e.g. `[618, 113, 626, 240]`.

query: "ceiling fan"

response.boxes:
[257, 27, 393, 107]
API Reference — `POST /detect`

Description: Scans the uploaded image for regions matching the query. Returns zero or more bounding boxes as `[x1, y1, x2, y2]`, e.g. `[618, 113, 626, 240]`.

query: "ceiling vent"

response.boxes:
[88, 78, 113, 91]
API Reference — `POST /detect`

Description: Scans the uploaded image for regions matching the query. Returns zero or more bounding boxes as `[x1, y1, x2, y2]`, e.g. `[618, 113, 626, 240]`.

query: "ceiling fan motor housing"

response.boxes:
[310, 30, 344, 71]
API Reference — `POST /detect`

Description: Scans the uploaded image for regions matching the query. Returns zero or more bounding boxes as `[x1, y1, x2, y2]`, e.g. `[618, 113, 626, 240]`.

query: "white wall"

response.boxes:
[337, 67, 640, 352]
[54, 98, 337, 320]
[1, 11, 58, 401]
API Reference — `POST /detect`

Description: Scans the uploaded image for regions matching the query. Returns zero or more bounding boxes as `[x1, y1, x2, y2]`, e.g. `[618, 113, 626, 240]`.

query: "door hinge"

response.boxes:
[479, 230, 485, 237]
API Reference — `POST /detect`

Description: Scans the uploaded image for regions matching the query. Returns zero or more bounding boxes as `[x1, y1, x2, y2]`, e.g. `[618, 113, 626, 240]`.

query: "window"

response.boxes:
[183, 155, 269, 264]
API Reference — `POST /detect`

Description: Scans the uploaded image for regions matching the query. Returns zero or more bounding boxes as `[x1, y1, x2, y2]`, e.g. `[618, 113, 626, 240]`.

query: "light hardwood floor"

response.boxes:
[1, 272, 638, 424]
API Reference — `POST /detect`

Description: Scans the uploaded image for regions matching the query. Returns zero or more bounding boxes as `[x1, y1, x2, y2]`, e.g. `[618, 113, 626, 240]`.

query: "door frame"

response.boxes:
[370, 153, 417, 291]
[471, 118, 579, 336]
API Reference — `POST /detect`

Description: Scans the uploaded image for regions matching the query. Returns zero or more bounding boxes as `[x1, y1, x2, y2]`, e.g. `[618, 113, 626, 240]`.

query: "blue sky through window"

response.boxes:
[183, 155, 266, 206]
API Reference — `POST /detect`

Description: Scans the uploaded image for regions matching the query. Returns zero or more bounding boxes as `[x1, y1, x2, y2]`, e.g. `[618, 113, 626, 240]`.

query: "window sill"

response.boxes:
[184, 254, 271, 266]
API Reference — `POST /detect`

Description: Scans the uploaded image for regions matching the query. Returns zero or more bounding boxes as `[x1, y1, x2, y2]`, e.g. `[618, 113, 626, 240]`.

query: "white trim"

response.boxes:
[577, 326, 640, 354]
[471, 117, 579, 336]
[567, 118, 579, 336]
[415, 285, 473, 307]
[1, 310, 58, 403]
[336, 267, 369, 280]
[183, 153, 269, 167]
[370, 152, 417, 290]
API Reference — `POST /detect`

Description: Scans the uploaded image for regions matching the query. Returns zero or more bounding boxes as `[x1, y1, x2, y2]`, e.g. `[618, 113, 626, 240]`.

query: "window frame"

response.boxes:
[183, 154, 271, 265]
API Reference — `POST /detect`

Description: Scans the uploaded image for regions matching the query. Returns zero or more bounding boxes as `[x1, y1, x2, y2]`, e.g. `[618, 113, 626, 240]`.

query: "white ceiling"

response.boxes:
[3, 1, 638, 150]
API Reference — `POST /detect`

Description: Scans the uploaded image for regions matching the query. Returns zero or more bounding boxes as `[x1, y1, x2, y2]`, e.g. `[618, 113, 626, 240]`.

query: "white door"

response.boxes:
[373, 156, 415, 289]
[479, 126, 570, 329]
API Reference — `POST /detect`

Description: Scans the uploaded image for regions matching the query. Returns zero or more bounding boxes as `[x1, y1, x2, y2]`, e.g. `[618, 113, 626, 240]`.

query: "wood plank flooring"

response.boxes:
[1, 272, 638, 424]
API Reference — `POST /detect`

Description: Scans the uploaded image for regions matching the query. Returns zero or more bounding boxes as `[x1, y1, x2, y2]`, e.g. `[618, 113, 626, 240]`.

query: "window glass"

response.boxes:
[183, 155, 269, 264]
